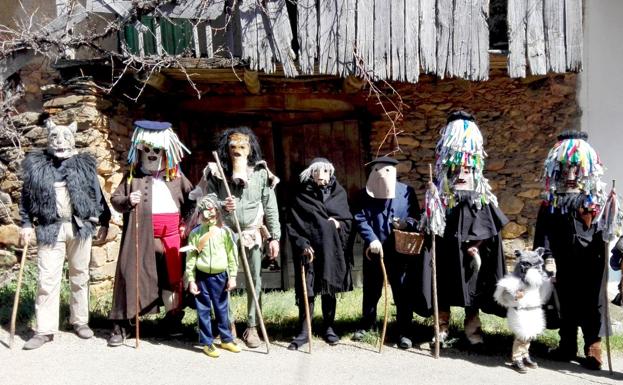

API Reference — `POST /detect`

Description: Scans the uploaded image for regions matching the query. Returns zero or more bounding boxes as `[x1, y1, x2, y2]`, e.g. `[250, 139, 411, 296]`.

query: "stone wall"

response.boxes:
[371, 71, 579, 253]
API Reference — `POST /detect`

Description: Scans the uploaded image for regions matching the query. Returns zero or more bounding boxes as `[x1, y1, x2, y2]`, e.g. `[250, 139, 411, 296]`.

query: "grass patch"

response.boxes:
[2, 261, 623, 355]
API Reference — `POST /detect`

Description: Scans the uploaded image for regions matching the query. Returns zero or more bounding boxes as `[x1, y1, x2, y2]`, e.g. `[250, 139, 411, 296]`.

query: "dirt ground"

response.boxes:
[1, 326, 622, 385]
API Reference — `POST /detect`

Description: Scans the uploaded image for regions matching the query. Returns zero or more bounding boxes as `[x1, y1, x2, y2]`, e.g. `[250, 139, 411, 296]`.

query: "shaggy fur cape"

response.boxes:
[21, 150, 103, 246]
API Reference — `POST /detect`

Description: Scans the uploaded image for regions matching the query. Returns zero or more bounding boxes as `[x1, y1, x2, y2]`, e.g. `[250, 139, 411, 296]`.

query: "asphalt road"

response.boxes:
[1, 327, 622, 385]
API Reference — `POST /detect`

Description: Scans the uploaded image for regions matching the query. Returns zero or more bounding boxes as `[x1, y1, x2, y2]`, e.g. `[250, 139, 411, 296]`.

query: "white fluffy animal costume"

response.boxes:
[494, 248, 554, 372]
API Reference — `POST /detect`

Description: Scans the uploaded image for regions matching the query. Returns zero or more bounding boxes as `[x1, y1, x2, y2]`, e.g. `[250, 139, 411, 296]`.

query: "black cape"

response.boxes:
[418, 202, 508, 317]
[287, 177, 353, 299]
[534, 200, 607, 332]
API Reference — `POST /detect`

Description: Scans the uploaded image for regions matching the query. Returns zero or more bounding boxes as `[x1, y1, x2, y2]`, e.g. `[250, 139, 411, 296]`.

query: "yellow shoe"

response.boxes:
[203, 344, 220, 358]
[220, 341, 241, 353]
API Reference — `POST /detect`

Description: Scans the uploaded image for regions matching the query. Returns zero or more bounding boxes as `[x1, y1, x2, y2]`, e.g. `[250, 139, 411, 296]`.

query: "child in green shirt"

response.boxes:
[184, 194, 240, 357]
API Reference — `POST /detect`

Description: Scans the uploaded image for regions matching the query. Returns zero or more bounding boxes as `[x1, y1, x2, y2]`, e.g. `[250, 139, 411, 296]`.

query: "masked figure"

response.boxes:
[19, 119, 110, 350]
[108, 121, 194, 346]
[534, 130, 623, 370]
[286, 158, 353, 349]
[352, 156, 421, 349]
[494, 248, 555, 373]
[184, 194, 241, 358]
[429, 111, 508, 347]
[191, 127, 280, 349]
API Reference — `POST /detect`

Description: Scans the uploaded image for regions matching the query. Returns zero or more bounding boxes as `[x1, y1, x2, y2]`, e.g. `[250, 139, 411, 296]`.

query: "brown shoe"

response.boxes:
[243, 327, 261, 348]
[583, 341, 602, 370]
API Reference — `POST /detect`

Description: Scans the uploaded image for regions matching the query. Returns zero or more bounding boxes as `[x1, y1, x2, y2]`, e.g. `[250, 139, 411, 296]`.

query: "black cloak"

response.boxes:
[533, 199, 607, 333]
[287, 177, 353, 299]
[418, 202, 509, 317]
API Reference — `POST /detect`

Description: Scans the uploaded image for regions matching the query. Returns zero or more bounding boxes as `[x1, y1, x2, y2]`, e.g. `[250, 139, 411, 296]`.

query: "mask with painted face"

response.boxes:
[366, 159, 397, 199]
[228, 133, 251, 186]
[46, 120, 77, 159]
[453, 165, 476, 191]
[197, 195, 220, 226]
[139, 144, 164, 174]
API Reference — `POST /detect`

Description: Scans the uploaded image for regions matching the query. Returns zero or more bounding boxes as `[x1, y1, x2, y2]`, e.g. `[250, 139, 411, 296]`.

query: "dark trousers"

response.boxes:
[361, 248, 412, 335]
[195, 271, 232, 346]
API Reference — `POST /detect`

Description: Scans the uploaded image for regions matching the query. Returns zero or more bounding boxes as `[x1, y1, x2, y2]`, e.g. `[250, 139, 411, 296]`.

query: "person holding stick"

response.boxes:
[352, 156, 421, 349]
[286, 158, 353, 350]
[534, 130, 622, 370]
[19, 119, 110, 350]
[107, 121, 193, 346]
[191, 127, 280, 349]
[429, 111, 508, 348]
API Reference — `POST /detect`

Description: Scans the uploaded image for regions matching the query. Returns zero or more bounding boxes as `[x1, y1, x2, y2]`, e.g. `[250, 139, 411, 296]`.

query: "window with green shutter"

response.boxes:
[121, 16, 194, 56]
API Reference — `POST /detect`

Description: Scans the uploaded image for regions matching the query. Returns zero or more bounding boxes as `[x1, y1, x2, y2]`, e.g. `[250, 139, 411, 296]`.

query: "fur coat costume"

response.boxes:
[494, 248, 553, 341]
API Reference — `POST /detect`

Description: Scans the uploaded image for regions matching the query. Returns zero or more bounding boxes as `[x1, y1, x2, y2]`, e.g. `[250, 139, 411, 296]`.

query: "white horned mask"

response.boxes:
[46, 120, 77, 159]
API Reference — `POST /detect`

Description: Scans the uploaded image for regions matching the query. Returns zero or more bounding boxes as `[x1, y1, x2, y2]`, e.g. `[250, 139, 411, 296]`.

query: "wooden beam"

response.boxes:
[544, 0, 566, 73]
[508, 0, 528, 78]
[527, 0, 546, 75]
[419, 0, 437, 74]
[564, 0, 583, 71]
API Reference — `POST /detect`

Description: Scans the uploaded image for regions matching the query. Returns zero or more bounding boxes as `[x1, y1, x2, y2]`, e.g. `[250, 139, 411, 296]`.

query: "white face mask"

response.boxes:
[46, 120, 77, 159]
[453, 165, 476, 191]
[312, 166, 332, 186]
[366, 163, 396, 199]
[140, 144, 164, 173]
[200, 201, 218, 226]
[556, 164, 581, 193]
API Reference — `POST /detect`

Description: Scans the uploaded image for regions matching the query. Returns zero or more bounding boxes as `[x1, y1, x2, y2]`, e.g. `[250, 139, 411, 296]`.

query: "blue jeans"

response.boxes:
[195, 271, 232, 345]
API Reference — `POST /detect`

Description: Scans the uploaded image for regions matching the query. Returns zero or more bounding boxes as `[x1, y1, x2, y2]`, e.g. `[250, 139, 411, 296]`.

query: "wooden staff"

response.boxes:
[366, 247, 388, 353]
[603, 179, 616, 373]
[429, 164, 440, 359]
[134, 183, 140, 348]
[212, 151, 270, 353]
[300, 252, 313, 354]
[9, 242, 30, 349]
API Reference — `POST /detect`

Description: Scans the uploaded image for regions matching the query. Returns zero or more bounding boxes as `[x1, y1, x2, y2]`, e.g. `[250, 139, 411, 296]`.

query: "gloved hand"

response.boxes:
[368, 240, 382, 255]
[303, 246, 315, 264]
[19, 227, 34, 246]
[467, 246, 481, 272]
[545, 257, 557, 277]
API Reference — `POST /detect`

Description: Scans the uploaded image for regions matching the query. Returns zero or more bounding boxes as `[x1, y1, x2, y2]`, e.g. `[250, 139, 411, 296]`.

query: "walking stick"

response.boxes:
[9, 242, 30, 349]
[429, 164, 440, 359]
[134, 185, 140, 348]
[366, 247, 388, 353]
[212, 151, 270, 353]
[603, 179, 616, 374]
[300, 254, 313, 354]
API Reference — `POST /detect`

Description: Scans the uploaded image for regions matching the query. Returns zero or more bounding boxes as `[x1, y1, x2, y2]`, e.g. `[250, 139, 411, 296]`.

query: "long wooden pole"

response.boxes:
[366, 247, 388, 354]
[429, 164, 440, 358]
[300, 261, 313, 354]
[603, 179, 616, 373]
[212, 151, 270, 353]
[134, 185, 140, 348]
[9, 242, 29, 349]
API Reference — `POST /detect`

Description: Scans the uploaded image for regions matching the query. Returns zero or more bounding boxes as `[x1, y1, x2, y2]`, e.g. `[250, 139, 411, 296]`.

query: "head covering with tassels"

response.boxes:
[127, 120, 190, 181]
[542, 130, 606, 211]
[434, 111, 498, 209]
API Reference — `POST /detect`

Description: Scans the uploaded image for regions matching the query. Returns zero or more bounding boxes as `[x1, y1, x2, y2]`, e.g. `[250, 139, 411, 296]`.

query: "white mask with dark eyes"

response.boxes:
[366, 163, 396, 199]
[140, 144, 164, 173]
[46, 120, 77, 159]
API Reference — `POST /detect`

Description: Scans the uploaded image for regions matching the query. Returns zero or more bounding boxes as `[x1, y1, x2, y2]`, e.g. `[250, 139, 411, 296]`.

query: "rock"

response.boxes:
[499, 194, 525, 215]
[518, 189, 541, 199]
[90, 246, 107, 268]
[502, 221, 527, 239]
[487, 159, 506, 171]
[97, 160, 115, 176]
[105, 224, 121, 242]
[90, 260, 117, 281]
[0, 249, 17, 267]
[11, 112, 41, 127]
[105, 173, 124, 194]
[90, 280, 113, 298]
[0, 224, 20, 247]
[396, 161, 413, 174]
[43, 95, 98, 108]
[105, 240, 120, 262]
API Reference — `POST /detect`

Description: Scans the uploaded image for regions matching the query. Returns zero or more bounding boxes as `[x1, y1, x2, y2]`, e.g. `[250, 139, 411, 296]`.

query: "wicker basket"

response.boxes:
[394, 229, 425, 255]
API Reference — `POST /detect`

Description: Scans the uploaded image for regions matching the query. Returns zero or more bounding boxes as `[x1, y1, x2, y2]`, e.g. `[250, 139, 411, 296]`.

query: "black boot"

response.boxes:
[321, 294, 339, 345]
[288, 298, 314, 350]
[108, 322, 128, 347]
